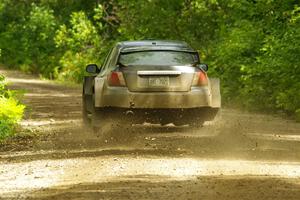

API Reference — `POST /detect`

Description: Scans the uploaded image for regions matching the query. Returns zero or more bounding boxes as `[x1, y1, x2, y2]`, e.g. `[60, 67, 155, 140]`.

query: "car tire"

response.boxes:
[91, 106, 119, 138]
[82, 91, 92, 127]
[91, 97, 105, 134]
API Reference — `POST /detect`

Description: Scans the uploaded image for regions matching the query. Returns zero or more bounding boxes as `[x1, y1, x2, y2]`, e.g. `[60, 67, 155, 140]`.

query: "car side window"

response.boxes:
[99, 48, 113, 76]
[107, 47, 120, 70]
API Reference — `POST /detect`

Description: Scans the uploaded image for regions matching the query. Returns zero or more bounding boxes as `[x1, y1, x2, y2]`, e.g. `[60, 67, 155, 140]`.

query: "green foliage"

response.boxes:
[296, 109, 300, 122]
[0, 2, 58, 77]
[0, 75, 25, 140]
[55, 12, 100, 50]
[0, 0, 299, 117]
[22, 4, 57, 75]
[54, 11, 102, 82]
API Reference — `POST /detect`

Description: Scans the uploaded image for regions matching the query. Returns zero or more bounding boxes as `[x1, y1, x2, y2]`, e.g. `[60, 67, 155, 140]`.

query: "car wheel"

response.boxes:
[82, 91, 92, 127]
[91, 106, 119, 138]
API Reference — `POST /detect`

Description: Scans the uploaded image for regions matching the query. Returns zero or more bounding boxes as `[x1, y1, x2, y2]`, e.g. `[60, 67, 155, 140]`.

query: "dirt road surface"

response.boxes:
[1, 68, 300, 200]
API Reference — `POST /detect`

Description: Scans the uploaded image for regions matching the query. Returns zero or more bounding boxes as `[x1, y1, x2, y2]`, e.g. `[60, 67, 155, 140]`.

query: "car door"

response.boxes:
[83, 47, 114, 111]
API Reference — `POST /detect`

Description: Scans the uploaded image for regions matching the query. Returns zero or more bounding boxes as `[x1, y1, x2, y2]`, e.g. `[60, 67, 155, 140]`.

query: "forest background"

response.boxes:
[0, 0, 299, 138]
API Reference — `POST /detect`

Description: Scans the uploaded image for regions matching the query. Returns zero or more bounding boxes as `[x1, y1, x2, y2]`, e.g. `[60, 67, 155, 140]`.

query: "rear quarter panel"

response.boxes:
[94, 77, 105, 107]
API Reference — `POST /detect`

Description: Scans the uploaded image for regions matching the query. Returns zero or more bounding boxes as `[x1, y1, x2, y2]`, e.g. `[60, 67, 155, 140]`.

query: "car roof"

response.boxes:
[117, 40, 196, 53]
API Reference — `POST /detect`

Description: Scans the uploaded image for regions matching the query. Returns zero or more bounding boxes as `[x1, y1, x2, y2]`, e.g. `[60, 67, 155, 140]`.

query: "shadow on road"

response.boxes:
[1, 68, 300, 200]
[7, 176, 300, 200]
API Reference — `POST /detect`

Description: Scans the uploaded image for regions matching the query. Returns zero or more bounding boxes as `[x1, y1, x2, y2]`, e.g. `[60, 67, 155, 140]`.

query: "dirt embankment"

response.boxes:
[1, 68, 300, 200]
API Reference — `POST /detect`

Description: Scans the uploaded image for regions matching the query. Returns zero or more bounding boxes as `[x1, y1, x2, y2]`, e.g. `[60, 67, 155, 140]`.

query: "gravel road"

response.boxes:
[1, 68, 300, 200]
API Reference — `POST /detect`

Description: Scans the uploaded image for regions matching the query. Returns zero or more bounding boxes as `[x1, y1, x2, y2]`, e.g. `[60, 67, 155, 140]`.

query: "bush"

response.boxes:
[0, 0, 299, 119]
[0, 75, 25, 140]
[54, 11, 102, 82]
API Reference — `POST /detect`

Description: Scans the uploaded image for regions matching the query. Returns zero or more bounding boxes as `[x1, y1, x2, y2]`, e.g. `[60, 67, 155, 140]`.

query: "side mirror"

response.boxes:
[197, 64, 208, 72]
[86, 64, 100, 74]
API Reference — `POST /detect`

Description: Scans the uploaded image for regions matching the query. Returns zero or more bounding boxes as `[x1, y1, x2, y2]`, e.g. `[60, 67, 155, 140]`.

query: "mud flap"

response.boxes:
[94, 77, 105, 107]
[83, 76, 96, 95]
[209, 78, 221, 108]
[83, 76, 96, 112]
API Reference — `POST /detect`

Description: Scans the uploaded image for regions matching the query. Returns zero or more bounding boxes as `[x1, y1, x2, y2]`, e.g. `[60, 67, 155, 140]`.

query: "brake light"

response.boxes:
[107, 71, 126, 86]
[192, 71, 208, 86]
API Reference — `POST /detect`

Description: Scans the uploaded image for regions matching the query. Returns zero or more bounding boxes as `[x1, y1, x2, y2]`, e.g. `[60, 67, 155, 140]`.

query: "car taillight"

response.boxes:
[107, 71, 126, 86]
[192, 71, 208, 86]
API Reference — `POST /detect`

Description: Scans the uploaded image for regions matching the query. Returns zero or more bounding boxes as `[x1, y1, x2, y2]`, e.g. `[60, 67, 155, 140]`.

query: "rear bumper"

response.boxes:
[92, 107, 220, 126]
[95, 86, 215, 109]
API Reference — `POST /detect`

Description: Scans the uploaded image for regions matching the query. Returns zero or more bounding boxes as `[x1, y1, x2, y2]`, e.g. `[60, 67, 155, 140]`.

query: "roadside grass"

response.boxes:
[0, 67, 80, 143]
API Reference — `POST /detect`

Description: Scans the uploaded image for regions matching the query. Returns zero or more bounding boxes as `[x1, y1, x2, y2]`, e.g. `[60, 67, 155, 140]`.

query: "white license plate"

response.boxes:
[149, 77, 169, 87]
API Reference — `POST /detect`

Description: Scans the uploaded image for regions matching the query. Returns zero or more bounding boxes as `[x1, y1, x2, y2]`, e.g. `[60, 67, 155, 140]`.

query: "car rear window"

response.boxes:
[119, 51, 198, 66]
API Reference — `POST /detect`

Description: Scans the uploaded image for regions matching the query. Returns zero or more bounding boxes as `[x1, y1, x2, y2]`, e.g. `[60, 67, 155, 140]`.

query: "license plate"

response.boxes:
[149, 77, 169, 87]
